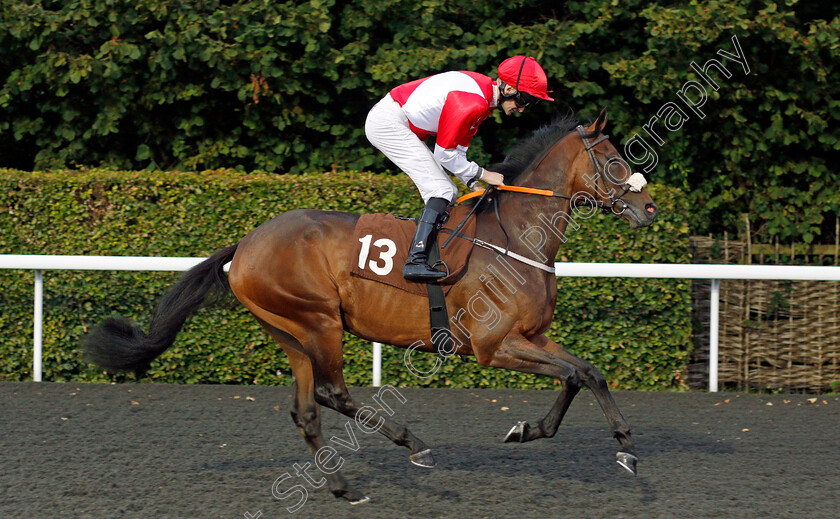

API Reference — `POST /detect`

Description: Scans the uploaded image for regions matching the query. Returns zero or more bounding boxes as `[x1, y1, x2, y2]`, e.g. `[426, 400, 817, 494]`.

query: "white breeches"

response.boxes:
[365, 94, 457, 204]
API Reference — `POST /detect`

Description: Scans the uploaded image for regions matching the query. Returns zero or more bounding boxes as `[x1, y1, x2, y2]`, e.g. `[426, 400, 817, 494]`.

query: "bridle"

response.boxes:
[456, 127, 647, 214]
[576, 125, 645, 216]
[446, 126, 648, 274]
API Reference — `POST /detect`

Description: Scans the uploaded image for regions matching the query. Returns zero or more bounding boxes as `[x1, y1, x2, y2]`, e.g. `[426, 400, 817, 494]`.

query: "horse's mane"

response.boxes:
[488, 111, 601, 185]
[464, 111, 601, 211]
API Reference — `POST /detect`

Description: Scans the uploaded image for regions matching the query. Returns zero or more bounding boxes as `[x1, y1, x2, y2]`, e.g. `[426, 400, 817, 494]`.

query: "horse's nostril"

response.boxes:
[645, 203, 657, 214]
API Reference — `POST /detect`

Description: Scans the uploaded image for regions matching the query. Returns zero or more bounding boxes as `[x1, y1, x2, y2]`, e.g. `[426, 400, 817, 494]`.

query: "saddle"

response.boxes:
[350, 204, 477, 296]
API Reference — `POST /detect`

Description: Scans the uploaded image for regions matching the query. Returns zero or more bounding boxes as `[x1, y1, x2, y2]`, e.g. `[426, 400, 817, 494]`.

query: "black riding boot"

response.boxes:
[403, 197, 449, 281]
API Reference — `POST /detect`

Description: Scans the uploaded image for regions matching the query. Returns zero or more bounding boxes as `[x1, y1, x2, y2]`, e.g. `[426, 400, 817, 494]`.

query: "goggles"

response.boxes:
[514, 91, 539, 109]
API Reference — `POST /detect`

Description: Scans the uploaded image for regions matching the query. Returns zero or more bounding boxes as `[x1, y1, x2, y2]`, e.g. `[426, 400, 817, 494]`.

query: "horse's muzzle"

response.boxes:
[626, 201, 658, 228]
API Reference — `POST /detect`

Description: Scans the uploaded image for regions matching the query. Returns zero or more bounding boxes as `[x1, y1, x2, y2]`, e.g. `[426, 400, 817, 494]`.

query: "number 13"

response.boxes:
[358, 234, 397, 275]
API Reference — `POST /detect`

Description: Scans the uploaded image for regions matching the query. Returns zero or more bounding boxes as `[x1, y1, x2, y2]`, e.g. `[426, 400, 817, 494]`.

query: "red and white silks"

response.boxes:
[365, 71, 497, 204]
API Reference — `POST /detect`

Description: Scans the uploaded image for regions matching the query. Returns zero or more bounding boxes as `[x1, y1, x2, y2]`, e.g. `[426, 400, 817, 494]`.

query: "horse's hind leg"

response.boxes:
[303, 328, 436, 468]
[258, 320, 369, 504]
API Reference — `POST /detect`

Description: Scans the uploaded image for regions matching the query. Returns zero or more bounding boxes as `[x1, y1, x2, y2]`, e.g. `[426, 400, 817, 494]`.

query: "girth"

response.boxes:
[425, 232, 454, 356]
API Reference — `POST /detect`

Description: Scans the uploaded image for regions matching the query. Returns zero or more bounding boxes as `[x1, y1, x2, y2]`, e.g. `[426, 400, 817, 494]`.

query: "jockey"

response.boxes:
[365, 55, 554, 281]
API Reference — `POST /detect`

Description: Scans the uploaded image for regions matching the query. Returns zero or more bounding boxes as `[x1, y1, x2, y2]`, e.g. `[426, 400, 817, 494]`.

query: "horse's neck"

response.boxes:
[489, 146, 576, 264]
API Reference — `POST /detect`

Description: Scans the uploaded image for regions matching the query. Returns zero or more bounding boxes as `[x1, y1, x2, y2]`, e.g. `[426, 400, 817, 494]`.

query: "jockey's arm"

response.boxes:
[433, 92, 487, 188]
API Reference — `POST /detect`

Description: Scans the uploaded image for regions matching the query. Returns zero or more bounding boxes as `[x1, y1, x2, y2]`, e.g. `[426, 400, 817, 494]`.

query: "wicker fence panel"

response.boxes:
[689, 236, 840, 393]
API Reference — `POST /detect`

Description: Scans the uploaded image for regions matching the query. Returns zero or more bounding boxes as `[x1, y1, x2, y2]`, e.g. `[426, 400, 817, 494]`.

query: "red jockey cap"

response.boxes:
[497, 56, 554, 101]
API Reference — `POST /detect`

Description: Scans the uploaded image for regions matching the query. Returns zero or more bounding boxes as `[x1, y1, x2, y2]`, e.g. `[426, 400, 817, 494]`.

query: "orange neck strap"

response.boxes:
[456, 185, 565, 205]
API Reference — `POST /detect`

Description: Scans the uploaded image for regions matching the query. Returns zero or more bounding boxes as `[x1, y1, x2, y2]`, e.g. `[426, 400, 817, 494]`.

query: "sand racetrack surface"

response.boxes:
[1, 382, 838, 518]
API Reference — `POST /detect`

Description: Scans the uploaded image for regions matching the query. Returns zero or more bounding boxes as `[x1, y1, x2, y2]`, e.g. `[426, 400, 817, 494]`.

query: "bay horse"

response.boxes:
[83, 109, 658, 504]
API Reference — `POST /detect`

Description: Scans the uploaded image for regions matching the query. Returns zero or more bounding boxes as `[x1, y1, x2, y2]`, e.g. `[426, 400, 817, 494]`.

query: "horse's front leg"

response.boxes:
[531, 334, 638, 475]
[476, 333, 582, 444]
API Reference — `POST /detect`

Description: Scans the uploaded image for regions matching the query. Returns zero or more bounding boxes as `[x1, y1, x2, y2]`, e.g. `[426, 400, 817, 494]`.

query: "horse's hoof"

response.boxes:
[335, 488, 369, 504]
[616, 452, 638, 476]
[504, 421, 529, 443]
[409, 448, 436, 468]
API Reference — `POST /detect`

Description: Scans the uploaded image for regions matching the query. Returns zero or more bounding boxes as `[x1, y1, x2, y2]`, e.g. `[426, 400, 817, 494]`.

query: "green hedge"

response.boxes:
[0, 169, 692, 389]
[1, 0, 837, 243]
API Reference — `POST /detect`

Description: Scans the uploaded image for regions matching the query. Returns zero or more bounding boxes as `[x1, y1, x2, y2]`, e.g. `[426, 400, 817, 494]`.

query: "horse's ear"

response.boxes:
[586, 107, 608, 134]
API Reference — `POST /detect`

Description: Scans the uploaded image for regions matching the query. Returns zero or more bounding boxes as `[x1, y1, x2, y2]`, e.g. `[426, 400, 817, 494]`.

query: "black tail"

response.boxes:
[82, 244, 239, 373]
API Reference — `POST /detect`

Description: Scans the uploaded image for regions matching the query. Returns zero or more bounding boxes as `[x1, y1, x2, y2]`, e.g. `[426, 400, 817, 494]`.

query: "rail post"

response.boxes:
[372, 342, 382, 387]
[709, 279, 720, 392]
[33, 270, 43, 382]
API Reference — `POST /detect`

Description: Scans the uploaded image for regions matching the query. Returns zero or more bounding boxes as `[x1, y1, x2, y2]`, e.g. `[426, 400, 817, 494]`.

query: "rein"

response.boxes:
[445, 186, 556, 274]
[438, 212, 557, 274]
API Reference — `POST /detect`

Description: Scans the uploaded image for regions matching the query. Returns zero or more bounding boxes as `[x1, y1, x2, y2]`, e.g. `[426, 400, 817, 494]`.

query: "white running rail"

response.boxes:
[3, 255, 840, 390]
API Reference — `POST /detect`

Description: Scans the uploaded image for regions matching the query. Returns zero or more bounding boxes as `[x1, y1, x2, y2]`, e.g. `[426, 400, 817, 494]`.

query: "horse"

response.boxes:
[83, 108, 658, 504]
